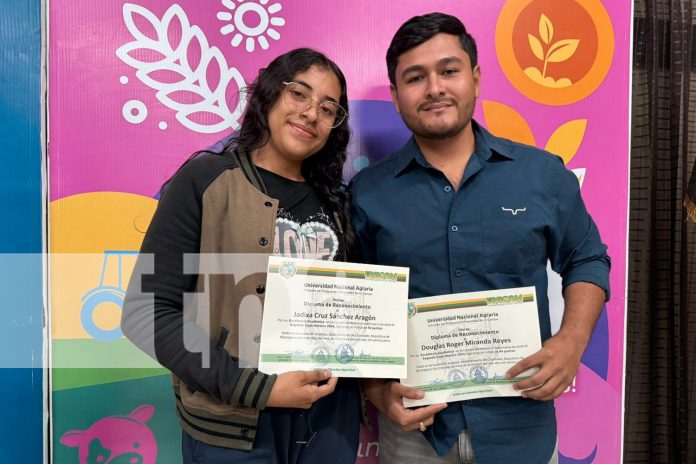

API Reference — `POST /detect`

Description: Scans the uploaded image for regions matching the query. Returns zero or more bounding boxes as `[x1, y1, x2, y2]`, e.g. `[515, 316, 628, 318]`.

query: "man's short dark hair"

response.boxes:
[386, 12, 478, 86]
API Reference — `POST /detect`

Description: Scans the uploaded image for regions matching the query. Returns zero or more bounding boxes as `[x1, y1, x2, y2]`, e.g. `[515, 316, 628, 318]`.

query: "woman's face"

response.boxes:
[264, 65, 342, 164]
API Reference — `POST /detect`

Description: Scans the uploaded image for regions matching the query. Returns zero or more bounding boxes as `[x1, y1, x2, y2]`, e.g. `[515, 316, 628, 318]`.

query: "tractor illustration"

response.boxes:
[80, 250, 138, 341]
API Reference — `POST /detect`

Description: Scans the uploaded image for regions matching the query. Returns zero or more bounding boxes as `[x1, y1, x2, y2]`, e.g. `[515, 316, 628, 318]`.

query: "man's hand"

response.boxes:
[506, 332, 584, 401]
[362, 379, 447, 431]
[266, 370, 337, 409]
[506, 281, 606, 401]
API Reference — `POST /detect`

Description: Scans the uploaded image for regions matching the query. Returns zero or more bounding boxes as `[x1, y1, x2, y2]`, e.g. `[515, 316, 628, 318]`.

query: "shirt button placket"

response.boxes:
[447, 188, 464, 287]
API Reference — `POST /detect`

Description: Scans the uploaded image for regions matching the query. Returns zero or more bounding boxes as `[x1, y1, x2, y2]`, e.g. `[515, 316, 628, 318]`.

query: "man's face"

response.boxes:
[390, 33, 481, 140]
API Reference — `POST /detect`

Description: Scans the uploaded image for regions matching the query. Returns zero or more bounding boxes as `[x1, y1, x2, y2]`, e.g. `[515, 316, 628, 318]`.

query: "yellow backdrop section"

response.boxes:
[50, 192, 157, 340]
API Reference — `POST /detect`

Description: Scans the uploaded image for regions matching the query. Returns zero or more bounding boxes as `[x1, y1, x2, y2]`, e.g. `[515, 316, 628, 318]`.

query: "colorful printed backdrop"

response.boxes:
[49, 1, 631, 462]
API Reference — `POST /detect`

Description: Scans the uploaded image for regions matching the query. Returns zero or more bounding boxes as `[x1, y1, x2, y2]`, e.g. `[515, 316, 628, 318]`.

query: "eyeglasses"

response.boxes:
[281, 81, 348, 128]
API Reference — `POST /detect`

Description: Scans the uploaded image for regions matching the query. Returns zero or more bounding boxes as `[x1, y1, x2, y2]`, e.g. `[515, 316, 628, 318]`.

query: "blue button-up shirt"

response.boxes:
[350, 121, 610, 463]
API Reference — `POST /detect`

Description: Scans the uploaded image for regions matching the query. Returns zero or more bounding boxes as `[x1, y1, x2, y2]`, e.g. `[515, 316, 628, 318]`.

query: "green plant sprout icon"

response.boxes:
[524, 14, 579, 88]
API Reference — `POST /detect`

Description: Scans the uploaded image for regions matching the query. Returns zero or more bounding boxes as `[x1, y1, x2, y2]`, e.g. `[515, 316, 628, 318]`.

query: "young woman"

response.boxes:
[122, 48, 361, 463]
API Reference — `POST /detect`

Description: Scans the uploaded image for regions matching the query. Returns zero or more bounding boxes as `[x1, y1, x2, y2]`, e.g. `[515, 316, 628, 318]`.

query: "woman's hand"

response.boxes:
[266, 370, 338, 409]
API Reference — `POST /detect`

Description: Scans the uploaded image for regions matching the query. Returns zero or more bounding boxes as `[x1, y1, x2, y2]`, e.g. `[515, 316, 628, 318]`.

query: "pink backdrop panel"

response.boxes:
[50, 1, 631, 463]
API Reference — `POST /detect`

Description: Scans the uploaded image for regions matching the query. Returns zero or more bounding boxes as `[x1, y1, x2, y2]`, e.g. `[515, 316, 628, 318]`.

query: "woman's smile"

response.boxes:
[288, 121, 317, 139]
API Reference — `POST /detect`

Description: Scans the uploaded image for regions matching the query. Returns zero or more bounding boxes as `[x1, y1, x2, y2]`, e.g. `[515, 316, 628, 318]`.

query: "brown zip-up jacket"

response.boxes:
[123, 150, 290, 449]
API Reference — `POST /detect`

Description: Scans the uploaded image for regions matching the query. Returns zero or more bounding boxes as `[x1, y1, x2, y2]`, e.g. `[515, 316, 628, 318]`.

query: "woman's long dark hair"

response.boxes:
[179, 48, 356, 256]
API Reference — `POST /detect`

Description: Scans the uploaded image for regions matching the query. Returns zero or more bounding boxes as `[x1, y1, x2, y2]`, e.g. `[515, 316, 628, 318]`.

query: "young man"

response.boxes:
[350, 13, 610, 464]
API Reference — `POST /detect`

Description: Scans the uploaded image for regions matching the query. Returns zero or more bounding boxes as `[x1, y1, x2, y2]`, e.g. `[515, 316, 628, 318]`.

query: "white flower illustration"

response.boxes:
[116, 3, 247, 134]
[217, 0, 285, 52]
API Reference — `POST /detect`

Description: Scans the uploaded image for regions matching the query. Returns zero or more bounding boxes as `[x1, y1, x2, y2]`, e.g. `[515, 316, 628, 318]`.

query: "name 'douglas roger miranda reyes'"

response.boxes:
[421, 312, 512, 351]
[422, 326, 512, 352]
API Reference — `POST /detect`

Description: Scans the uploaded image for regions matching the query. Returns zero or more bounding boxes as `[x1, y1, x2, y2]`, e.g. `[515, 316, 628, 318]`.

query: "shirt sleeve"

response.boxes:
[546, 157, 611, 300]
[350, 174, 377, 264]
[121, 158, 276, 409]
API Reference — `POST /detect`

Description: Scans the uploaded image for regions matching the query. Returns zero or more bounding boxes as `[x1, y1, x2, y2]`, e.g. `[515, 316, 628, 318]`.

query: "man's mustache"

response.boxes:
[419, 99, 457, 111]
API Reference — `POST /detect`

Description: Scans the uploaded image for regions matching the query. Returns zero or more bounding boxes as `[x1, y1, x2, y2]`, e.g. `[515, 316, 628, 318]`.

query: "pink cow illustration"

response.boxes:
[60, 405, 158, 464]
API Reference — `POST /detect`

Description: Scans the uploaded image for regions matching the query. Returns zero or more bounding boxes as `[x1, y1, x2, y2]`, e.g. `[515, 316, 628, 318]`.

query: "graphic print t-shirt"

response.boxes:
[257, 166, 341, 262]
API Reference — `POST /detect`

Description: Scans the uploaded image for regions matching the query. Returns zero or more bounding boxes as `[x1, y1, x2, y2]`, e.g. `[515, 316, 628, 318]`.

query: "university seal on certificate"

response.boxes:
[470, 365, 488, 384]
[311, 345, 331, 364]
[280, 261, 296, 278]
[407, 302, 417, 318]
[448, 369, 466, 383]
[335, 343, 354, 364]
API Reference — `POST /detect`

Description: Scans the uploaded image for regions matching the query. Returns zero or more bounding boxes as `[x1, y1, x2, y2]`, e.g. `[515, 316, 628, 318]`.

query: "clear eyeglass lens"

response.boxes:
[286, 84, 309, 104]
[283, 82, 346, 128]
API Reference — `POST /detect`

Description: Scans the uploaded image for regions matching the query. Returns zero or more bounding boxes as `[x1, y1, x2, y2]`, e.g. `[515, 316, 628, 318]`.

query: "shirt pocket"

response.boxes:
[480, 203, 544, 274]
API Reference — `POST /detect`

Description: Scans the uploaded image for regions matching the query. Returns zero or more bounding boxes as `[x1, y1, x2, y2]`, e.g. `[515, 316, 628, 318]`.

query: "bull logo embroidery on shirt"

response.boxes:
[501, 207, 527, 216]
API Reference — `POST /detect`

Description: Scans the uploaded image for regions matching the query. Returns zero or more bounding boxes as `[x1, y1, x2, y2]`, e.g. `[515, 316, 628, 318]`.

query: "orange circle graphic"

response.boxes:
[496, 0, 614, 105]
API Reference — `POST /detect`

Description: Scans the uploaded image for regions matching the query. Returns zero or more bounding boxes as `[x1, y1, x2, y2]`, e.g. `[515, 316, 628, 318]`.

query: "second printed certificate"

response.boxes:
[258, 256, 409, 378]
[402, 287, 542, 407]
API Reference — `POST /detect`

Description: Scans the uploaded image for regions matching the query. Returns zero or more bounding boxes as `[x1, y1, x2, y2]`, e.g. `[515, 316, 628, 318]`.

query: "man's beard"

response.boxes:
[400, 102, 474, 140]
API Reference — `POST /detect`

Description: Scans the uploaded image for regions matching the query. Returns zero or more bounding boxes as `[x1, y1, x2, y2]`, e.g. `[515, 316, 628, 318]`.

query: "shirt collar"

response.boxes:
[472, 120, 516, 162]
[393, 119, 516, 177]
[392, 138, 430, 176]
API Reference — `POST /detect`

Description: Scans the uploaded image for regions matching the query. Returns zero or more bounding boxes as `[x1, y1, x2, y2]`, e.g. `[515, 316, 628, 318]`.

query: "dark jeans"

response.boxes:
[182, 379, 360, 464]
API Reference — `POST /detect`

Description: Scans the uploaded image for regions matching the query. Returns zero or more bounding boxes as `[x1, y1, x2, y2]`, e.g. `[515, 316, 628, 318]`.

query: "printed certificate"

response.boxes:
[258, 256, 409, 378]
[402, 287, 542, 407]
